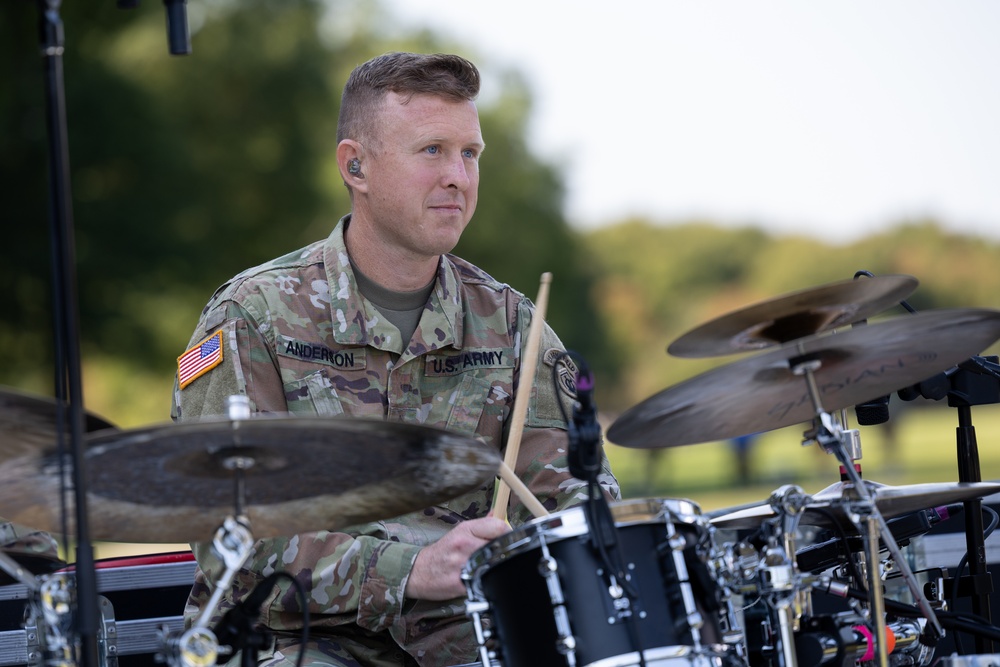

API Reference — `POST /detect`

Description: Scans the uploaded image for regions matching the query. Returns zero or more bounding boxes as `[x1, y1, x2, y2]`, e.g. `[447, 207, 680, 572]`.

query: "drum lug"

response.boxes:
[538, 540, 578, 663]
[556, 634, 577, 656]
[537, 554, 558, 576]
[464, 597, 495, 667]
[465, 599, 490, 615]
[668, 533, 688, 551]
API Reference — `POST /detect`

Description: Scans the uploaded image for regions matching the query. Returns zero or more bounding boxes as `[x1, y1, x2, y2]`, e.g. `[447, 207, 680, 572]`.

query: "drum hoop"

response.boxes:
[610, 497, 704, 526]
[463, 497, 706, 583]
[465, 505, 590, 578]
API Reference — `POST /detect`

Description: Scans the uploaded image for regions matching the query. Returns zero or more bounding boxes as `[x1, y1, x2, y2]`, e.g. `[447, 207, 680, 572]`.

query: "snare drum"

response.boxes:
[463, 498, 741, 667]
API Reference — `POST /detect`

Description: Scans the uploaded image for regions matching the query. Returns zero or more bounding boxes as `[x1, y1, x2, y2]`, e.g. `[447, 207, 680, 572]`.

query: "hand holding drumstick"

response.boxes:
[409, 273, 554, 601]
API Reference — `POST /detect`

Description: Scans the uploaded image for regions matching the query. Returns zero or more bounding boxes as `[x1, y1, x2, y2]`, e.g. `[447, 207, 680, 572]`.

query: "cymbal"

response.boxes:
[709, 480, 1000, 530]
[1, 386, 116, 459]
[0, 415, 501, 543]
[607, 308, 1000, 448]
[668, 275, 918, 358]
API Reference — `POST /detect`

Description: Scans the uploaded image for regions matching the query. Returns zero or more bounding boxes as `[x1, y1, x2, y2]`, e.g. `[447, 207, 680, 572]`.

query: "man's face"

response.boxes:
[359, 92, 484, 260]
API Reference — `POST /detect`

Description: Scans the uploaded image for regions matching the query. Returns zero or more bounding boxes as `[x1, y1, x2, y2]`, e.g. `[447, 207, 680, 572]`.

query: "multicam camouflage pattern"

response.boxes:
[173, 217, 619, 667]
[0, 520, 61, 562]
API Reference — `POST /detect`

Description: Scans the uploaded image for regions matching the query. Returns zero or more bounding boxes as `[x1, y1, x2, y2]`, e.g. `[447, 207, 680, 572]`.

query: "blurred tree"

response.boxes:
[1, 0, 616, 422]
[584, 217, 1000, 412]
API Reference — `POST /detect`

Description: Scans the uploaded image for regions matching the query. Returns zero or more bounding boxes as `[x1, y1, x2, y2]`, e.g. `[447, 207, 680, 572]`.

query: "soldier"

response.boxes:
[172, 52, 619, 667]
[0, 520, 63, 585]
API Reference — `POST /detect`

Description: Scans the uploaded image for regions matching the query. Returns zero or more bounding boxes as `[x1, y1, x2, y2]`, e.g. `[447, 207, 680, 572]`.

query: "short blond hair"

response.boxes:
[337, 52, 481, 148]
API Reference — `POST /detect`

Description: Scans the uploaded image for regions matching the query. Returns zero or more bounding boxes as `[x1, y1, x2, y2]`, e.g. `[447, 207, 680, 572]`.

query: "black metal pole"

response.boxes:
[956, 404, 994, 654]
[899, 356, 1000, 652]
[37, 4, 100, 667]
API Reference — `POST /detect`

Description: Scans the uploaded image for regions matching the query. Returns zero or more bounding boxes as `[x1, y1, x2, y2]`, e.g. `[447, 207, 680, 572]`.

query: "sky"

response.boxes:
[379, 1, 1000, 243]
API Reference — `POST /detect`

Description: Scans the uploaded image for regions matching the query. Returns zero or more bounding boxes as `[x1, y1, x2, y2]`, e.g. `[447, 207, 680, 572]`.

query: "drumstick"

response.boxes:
[491, 272, 552, 524]
[498, 460, 550, 518]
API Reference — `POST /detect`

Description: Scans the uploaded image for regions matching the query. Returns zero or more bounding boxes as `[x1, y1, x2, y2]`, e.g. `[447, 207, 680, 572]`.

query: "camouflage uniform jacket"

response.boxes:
[171, 217, 620, 664]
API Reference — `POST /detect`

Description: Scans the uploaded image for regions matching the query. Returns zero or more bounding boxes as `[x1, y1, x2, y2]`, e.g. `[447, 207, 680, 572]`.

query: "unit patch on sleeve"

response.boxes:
[177, 329, 224, 389]
[543, 347, 578, 399]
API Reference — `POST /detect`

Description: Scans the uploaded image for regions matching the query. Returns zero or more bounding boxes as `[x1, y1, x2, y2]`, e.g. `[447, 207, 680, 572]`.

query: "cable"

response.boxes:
[804, 506, 867, 590]
[853, 270, 916, 313]
[813, 577, 1000, 645]
[288, 574, 309, 667]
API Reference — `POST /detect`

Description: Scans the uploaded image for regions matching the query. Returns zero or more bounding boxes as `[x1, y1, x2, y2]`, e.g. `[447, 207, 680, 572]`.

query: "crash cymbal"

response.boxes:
[0, 415, 500, 543]
[709, 480, 1000, 530]
[608, 308, 1000, 448]
[0, 386, 116, 459]
[668, 275, 918, 358]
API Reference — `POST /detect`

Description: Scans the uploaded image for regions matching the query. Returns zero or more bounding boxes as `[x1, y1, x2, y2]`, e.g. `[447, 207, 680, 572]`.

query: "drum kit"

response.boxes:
[459, 274, 1000, 667]
[3, 273, 1000, 667]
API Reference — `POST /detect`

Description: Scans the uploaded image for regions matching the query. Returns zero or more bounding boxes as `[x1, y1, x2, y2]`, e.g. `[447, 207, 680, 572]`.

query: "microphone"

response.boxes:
[163, 0, 191, 55]
[567, 359, 602, 482]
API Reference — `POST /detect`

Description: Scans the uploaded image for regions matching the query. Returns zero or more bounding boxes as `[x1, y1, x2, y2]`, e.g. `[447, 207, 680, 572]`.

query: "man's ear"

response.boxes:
[337, 140, 367, 190]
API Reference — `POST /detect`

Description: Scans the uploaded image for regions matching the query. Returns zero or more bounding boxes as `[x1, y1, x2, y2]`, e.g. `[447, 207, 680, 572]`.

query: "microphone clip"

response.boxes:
[567, 367, 602, 483]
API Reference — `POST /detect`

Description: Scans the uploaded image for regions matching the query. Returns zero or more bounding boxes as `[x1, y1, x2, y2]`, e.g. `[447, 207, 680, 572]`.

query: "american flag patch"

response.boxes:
[177, 330, 224, 389]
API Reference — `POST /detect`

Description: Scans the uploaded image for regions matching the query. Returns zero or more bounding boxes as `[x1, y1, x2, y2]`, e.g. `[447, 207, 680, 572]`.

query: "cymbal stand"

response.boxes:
[759, 484, 811, 667]
[790, 356, 945, 653]
[830, 412, 863, 482]
[161, 515, 255, 667]
[0, 551, 77, 667]
[161, 398, 259, 667]
[159, 513, 254, 667]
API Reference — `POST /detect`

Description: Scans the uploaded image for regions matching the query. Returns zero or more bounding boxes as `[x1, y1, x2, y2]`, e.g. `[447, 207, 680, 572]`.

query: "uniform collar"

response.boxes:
[323, 216, 465, 354]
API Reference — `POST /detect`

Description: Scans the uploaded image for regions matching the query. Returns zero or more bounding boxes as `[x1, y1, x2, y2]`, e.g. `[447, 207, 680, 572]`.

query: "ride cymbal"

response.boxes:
[709, 480, 1000, 530]
[608, 308, 1000, 448]
[0, 415, 500, 543]
[668, 275, 918, 358]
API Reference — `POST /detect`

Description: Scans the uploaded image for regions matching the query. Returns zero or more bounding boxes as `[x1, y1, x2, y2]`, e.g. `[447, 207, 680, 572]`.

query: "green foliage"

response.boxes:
[5, 1, 1000, 511]
[455, 71, 618, 381]
[583, 218, 1000, 411]
[0, 0, 616, 424]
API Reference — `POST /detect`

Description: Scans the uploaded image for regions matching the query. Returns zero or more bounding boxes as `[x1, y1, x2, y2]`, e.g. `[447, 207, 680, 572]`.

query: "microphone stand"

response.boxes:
[35, 3, 101, 667]
[31, 4, 191, 664]
[901, 355, 1000, 654]
[568, 363, 661, 667]
[567, 366, 621, 574]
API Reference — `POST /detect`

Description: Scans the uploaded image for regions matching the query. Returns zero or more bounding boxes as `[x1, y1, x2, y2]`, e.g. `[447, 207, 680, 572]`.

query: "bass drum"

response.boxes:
[463, 498, 744, 667]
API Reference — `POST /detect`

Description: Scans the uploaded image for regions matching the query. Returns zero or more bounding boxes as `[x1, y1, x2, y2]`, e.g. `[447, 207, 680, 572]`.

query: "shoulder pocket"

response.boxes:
[283, 370, 345, 417]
